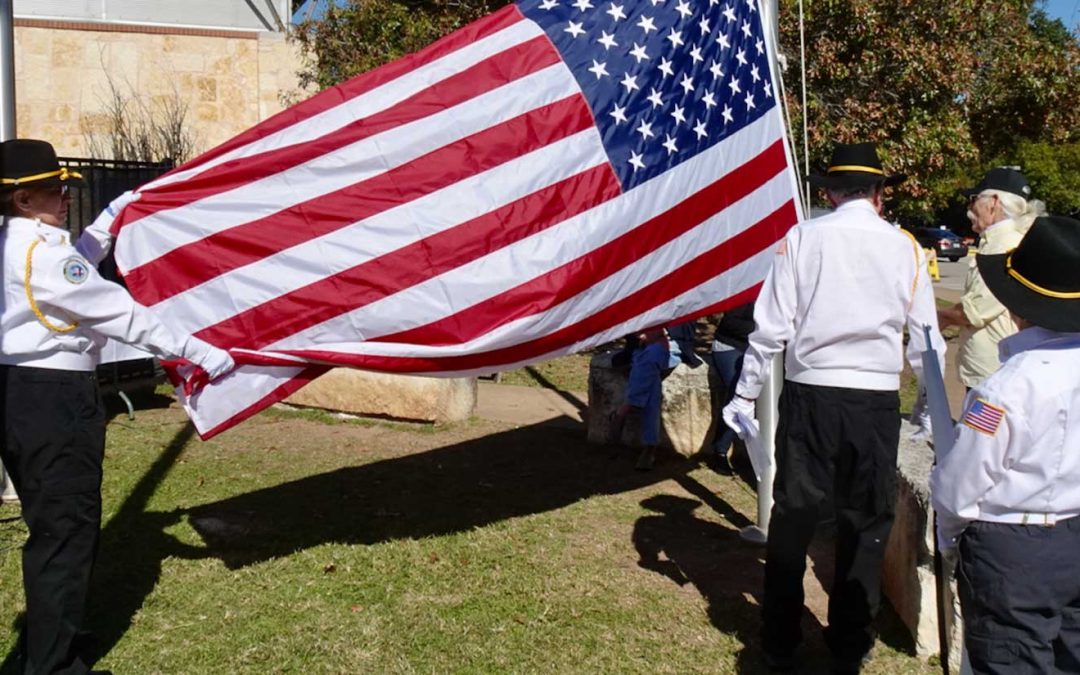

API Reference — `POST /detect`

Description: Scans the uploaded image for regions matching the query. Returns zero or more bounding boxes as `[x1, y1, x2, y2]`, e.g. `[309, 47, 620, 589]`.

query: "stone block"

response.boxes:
[285, 368, 477, 423]
[881, 421, 963, 669]
[586, 351, 713, 456]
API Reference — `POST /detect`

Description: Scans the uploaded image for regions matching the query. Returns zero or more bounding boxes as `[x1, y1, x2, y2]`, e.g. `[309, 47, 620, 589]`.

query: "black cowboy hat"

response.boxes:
[0, 139, 86, 190]
[963, 167, 1032, 199]
[808, 142, 906, 190]
[978, 215, 1080, 333]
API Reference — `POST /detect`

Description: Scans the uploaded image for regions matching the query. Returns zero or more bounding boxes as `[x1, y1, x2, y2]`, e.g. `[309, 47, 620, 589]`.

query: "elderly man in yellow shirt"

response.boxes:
[938, 168, 1045, 390]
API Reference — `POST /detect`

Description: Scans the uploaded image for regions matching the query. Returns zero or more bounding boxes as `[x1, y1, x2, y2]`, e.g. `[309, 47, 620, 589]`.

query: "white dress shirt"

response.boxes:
[0, 216, 194, 371]
[931, 327, 1080, 548]
[735, 199, 946, 398]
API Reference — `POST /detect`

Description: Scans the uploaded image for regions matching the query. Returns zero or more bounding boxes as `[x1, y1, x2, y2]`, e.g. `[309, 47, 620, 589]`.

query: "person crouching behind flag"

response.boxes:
[0, 139, 234, 675]
[931, 215, 1080, 675]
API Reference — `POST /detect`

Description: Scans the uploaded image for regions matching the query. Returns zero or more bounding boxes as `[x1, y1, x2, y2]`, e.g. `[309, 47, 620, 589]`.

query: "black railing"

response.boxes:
[57, 156, 175, 396]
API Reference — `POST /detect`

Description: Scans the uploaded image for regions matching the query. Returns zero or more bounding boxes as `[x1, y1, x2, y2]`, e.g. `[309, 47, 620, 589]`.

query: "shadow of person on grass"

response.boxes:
[631, 491, 829, 674]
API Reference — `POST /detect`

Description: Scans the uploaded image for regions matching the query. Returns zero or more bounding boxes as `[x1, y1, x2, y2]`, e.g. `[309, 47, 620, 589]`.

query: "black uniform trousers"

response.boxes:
[0, 365, 105, 675]
[762, 380, 900, 664]
[958, 518, 1080, 675]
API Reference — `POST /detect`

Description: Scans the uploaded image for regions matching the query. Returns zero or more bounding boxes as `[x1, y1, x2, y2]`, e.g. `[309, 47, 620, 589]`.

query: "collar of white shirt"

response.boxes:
[999, 325, 1080, 361]
[979, 218, 1015, 250]
[834, 199, 878, 216]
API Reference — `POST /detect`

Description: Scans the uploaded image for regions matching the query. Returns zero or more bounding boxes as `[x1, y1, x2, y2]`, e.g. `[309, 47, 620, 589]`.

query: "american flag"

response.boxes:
[962, 399, 1006, 436]
[110, 0, 801, 438]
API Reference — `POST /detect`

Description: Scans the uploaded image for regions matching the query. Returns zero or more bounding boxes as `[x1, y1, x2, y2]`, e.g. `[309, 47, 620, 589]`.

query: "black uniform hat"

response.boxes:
[964, 167, 1031, 199]
[0, 139, 85, 190]
[977, 215, 1080, 332]
[808, 142, 907, 190]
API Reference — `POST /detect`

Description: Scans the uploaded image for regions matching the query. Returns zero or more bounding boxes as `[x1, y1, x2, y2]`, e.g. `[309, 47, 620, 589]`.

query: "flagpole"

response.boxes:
[0, 0, 18, 505]
[740, 0, 784, 546]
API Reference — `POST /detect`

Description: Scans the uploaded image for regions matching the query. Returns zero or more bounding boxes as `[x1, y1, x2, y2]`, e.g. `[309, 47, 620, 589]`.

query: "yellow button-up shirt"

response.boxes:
[958, 219, 1026, 388]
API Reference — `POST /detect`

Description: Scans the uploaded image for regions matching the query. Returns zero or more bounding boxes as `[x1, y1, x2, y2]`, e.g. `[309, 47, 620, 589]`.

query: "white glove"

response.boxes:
[721, 395, 756, 437]
[182, 336, 235, 381]
[76, 190, 141, 264]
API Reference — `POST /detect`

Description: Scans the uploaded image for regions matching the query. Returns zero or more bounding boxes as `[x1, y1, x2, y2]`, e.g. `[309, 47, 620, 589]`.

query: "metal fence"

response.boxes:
[57, 156, 174, 394]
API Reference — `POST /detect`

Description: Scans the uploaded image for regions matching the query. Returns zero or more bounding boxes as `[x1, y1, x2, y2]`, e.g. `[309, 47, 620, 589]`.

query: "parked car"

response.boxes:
[912, 227, 969, 262]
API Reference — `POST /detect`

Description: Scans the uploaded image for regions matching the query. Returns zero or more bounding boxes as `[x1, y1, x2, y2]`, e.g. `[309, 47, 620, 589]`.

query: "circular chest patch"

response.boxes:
[62, 258, 89, 285]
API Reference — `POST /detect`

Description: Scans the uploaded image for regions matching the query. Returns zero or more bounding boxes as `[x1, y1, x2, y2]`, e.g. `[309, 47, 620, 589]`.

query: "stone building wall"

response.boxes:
[12, 21, 305, 158]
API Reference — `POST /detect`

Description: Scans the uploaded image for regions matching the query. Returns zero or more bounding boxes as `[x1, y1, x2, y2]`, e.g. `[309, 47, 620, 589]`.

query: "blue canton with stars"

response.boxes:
[517, 0, 775, 190]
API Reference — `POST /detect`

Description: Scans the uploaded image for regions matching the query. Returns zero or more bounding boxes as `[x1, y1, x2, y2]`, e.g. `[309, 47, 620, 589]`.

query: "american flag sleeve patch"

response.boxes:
[962, 398, 1006, 436]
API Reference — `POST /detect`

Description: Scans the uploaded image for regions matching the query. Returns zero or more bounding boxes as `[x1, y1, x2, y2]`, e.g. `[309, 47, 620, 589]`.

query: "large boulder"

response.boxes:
[285, 368, 477, 423]
[586, 351, 713, 456]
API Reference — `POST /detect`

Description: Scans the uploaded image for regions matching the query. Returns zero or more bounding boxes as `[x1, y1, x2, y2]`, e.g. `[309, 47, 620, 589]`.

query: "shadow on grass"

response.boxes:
[631, 492, 827, 674]
[184, 418, 675, 569]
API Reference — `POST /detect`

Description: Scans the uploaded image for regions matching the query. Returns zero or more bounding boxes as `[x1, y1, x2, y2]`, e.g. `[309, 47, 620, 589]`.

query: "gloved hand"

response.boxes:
[76, 190, 141, 264]
[721, 395, 756, 438]
[182, 336, 235, 381]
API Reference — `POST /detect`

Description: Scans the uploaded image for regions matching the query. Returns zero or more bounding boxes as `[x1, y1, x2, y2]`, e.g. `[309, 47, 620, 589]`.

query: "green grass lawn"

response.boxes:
[0, 390, 935, 674]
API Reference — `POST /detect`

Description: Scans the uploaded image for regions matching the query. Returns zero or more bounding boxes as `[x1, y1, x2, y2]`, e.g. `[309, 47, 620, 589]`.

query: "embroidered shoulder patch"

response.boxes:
[962, 398, 1006, 436]
[62, 257, 89, 285]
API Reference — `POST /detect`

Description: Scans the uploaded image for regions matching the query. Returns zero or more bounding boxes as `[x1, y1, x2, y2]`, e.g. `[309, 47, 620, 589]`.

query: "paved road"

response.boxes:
[934, 254, 968, 299]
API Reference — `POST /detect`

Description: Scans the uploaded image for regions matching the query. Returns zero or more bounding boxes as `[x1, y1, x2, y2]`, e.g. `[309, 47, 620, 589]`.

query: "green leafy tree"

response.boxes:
[778, 0, 1080, 224]
[291, 0, 493, 92]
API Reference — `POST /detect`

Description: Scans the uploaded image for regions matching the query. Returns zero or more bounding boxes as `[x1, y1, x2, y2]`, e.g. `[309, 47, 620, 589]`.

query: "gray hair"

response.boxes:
[984, 189, 1046, 235]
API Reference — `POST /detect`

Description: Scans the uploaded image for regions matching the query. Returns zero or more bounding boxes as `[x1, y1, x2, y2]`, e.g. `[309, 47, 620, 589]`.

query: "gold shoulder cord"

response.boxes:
[24, 239, 78, 333]
[898, 228, 921, 310]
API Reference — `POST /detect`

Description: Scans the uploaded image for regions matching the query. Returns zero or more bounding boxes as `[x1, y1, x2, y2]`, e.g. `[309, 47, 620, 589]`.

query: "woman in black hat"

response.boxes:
[0, 139, 234, 674]
[931, 215, 1080, 675]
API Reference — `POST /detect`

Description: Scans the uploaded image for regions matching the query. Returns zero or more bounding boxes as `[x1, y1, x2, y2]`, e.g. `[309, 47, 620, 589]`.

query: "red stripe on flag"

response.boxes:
[378, 139, 788, 347]
[196, 164, 622, 347]
[146, 4, 527, 187]
[123, 94, 596, 307]
[276, 199, 798, 372]
[123, 35, 561, 222]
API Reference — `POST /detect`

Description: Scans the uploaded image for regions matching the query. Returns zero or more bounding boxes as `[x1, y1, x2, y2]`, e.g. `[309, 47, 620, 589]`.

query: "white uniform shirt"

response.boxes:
[0, 216, 192, 371]
[736, 199, 946, 398]
[957, 218, 1025, 387]
[931, 327, 1080, 547]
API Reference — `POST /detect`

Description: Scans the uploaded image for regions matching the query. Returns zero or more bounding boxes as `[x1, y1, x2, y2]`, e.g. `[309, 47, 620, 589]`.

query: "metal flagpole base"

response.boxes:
[739, 525, 768, 545]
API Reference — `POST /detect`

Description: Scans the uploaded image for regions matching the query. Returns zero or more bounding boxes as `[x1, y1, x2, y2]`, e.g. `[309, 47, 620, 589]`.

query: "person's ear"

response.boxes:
[11, 188, 32, 215]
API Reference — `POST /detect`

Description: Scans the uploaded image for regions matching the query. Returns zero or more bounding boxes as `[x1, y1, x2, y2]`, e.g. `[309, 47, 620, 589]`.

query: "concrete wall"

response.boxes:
[13, 22, 304, 158]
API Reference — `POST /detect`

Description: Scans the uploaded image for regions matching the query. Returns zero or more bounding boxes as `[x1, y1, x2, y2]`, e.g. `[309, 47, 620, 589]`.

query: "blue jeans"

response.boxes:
[710, 348, 745, 452]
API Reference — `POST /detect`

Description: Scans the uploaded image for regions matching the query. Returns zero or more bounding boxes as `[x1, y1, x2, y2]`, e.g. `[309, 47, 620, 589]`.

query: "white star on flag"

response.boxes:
[606, 2, 627, 20]
[636, 119, 655, 138]
[621, 72, 640, 91]
[610, 103, 629, 123]
[675, 0, 693, 18]
[728, 75, 741, 95]
[564, 20, 585, 37]
[663, 134, 679, 155]
[588, 60, 609, 78]
[658, 57, 675, 77]
[647, 87, 665, 108]
[693, 119, 709, 139]
[666, 28, 685, 48]
[680, 73, 695, 94]
[630, 42, 650, 62]
[637, 15, 658, 33]
[671, 104, 687, 124]
[744, 91, 755, 109]
[628, 150, 645, 170]
[723, 4, 736, 22]
[598, 30, 618, 49]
